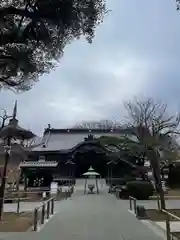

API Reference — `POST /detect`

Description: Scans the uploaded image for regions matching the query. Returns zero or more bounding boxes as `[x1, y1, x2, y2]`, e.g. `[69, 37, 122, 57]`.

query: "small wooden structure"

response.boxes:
[83, 166, 100, 194]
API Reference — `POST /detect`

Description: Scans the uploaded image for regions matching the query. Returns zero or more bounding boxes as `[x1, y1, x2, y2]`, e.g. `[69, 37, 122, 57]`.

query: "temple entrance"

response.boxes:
[74, 149, 108, 178]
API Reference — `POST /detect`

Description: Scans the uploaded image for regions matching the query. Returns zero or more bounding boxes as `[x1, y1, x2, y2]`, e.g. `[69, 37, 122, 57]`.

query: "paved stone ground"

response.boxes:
[0, 180, 164, 240]
[38, 193, 163, 240]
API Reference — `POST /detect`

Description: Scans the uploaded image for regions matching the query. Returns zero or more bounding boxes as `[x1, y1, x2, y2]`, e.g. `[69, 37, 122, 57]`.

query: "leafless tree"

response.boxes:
[124, 97, 180, 209]
[0, 109, 12, 130]
[72, 120, 122, 129]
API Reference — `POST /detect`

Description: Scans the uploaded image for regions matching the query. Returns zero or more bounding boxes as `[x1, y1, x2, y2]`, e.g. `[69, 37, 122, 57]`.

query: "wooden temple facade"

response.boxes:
[20, 127, 139, 187]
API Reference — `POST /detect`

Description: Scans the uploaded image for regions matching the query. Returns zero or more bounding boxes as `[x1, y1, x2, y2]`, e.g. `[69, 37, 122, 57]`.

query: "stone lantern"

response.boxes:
[83, 166, 100, 194]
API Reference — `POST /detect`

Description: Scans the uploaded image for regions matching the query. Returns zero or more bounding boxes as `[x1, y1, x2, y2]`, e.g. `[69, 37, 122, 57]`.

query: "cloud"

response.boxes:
[1, 0, 180, 135]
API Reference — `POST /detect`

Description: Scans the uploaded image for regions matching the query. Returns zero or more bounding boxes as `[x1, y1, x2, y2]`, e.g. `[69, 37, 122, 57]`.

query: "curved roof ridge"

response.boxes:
[43, 127, 133, 135]
[43, 130, 51, 147]
[60, 140, 123, 154]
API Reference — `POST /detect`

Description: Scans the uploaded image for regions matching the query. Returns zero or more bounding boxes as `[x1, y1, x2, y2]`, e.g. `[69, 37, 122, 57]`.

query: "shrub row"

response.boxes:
[114, 180, 154, 200]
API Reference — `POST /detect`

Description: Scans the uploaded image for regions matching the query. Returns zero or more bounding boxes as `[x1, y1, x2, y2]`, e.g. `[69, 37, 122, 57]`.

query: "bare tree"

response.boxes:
[72, 120, 121, 129]
[124, 97, 180, 209]
[0, 109, 12, 130]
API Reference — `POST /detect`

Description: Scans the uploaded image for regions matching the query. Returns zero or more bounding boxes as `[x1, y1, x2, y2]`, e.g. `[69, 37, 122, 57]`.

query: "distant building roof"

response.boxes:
[32, 128, 132, 152]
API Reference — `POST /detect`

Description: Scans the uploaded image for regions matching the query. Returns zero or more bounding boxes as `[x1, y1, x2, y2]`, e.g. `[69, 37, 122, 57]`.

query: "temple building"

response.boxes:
[20, 126, 139, 187]
[0, 102, 144, 189]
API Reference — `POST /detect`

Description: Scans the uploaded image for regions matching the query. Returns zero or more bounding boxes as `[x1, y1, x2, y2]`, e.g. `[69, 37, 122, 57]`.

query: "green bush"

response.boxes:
[126, 180, 154, 200]
[110, 176, 135, 186]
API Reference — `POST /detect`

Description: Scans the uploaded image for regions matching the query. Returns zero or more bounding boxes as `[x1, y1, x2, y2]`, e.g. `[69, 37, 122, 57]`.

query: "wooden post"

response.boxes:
[96, 179, 99, 194]
[157, 195, 161, 210]
[41, 204, 45, 224]
[134, 199, 137, 215]
[17, 198, 20, 214]
[165, 214, 171, 240]
[129, 198, 132, 210]
[33, 208, 38, 231]
[84, 178, 87, 195]
[51, 198, 54, 215]
[47, 201, 50, 219]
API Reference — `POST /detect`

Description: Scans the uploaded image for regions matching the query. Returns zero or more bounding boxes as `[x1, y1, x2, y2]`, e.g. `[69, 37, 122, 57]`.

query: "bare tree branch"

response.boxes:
[124, 97, 180, 148]
[0, 108, 12, 129]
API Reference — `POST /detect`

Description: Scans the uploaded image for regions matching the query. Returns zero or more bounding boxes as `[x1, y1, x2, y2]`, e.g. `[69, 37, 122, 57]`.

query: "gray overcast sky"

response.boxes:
[1, 0, 180, 136]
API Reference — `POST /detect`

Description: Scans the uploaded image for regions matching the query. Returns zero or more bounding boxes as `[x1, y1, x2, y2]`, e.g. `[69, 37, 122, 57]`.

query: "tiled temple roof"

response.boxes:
[32, 128, 133, 152]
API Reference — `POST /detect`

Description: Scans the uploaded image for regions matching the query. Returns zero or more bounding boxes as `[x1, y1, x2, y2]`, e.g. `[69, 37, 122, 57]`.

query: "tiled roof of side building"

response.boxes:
[32, 128, 133, 152]
[19, 161, 58, 167]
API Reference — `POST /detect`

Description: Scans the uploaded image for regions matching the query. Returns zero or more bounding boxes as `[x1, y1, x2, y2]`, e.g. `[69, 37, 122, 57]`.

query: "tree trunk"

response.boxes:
[152, 165, 166, 209]
[16, 170, 21, 192]
[148, 148, 166, 210]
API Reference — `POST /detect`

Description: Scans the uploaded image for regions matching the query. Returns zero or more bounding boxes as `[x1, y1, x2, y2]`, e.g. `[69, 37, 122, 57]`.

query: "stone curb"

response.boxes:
[128, 209, 166, 239]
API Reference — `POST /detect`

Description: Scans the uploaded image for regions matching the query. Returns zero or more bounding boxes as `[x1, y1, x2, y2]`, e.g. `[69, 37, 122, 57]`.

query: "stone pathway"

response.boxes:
[0, 180, 164, 240]
[2, 191, 164, 240]
[37, 193, 163, 240]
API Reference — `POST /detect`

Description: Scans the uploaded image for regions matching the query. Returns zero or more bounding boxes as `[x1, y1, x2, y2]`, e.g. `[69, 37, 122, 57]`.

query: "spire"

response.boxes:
[12, 100, 17, 119]
[8, 100, 18, 126]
